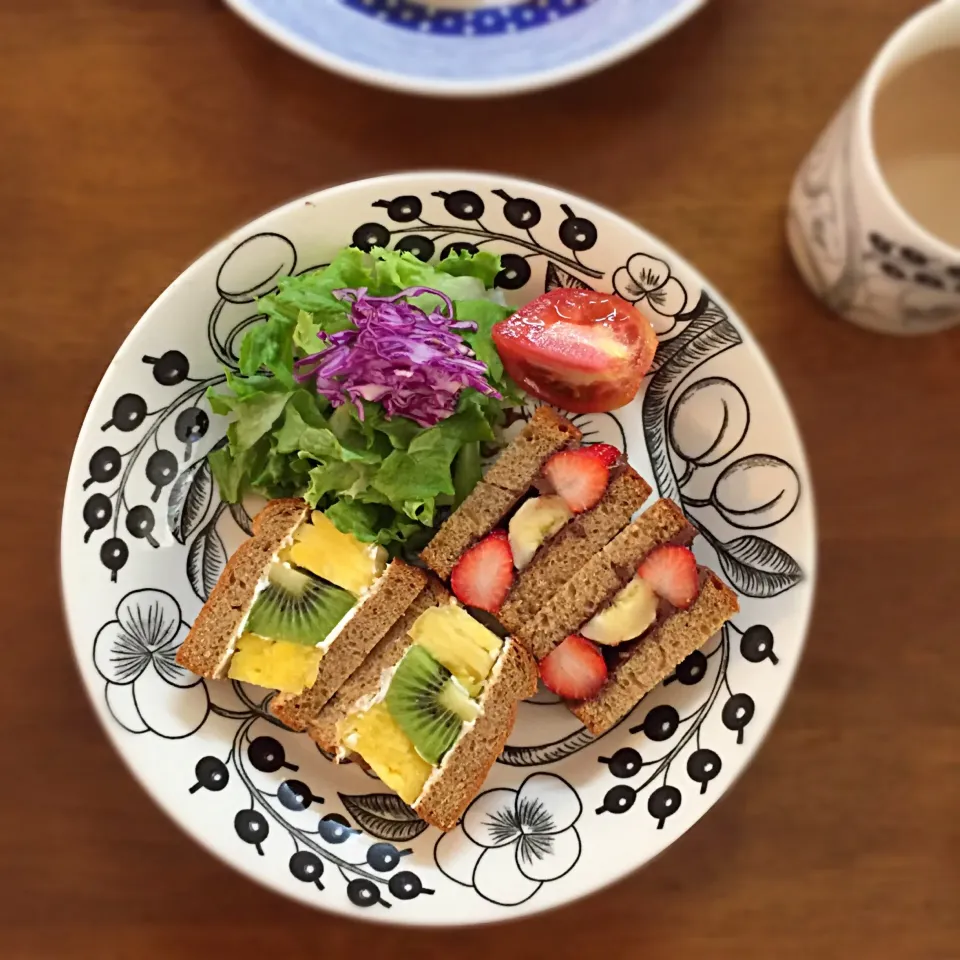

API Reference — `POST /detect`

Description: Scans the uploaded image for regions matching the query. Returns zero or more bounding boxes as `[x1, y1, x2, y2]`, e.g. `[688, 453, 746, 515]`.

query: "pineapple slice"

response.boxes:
[408, 603, 503, 696]
[284, 511, 386, 596]
[339, 702, 433, 805]
[227, 634, 322, 693]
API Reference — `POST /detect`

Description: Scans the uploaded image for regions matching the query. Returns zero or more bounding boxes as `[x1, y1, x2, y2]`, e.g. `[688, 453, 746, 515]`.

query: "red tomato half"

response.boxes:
[492, 288, 658, 413]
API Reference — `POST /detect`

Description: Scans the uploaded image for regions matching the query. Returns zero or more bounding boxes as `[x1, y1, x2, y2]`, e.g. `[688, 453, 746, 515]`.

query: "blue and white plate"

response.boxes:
[224, 0, 708, 96]
[61, 172, 815, 925]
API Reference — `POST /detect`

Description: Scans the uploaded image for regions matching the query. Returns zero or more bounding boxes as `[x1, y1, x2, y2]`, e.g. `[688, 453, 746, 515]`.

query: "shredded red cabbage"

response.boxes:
[293, 286, 501, 427]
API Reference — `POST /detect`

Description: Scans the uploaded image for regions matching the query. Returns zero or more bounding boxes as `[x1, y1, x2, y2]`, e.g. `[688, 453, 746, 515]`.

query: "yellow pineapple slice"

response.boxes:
[408, 603, 503, 696]
[284, 511, 386, 595]
[339, 703, 432, 805]
[227, 634, 322, 694]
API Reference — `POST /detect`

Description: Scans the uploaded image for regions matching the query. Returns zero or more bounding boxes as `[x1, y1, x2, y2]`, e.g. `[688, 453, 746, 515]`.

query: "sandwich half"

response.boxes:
[176, 498, 423, 715]
[420, 405, 582, 579]
[525, 498, 739, 734]
[314, 581, 537, 831]
[422, 406, 652, 633]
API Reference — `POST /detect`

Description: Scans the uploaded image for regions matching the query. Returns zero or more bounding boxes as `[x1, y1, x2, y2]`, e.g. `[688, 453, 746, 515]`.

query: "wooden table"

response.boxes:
[4, 1, 958, 957]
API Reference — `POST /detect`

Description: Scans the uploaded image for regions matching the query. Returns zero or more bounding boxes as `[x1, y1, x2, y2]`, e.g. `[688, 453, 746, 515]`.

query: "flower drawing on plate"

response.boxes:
[434, 774, 582, 906]
[93, 589, 210, 738]
[613, 253, 689, 334]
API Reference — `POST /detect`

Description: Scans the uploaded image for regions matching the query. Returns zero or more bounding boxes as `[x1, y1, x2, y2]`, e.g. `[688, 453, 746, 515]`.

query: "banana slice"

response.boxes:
[581, 575, 658, 646]
[508, 495, 573, 570]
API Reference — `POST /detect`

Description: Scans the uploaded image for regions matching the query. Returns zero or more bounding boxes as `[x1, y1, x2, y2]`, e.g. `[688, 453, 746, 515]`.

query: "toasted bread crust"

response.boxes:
[421, 406, 580, 579]
[499, 467, 652, 635]
[520, 498, 694, 660]
[413, 638, 538, 831]
[570, 572, 739, 734]
[175, 498, 309, 679]
[271, 561, 429, 731]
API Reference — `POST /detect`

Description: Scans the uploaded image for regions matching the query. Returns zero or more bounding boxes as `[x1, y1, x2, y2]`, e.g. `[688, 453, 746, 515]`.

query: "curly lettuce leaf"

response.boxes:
[453, 298, 511, 385]
[205, 246, 518, 546]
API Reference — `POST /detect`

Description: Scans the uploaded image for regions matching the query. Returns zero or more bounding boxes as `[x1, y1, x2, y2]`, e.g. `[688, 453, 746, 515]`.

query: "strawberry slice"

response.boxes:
[581, 443, 621, 468]
[542, 448, 609, 513]
[539, 634, 608, 700]
[637, 544, 699, 609]
[450, 530, 515, 614]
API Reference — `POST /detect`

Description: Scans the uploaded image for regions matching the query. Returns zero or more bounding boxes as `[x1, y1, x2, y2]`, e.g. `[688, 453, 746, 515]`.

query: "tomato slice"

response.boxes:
[492, 288, 657, 413]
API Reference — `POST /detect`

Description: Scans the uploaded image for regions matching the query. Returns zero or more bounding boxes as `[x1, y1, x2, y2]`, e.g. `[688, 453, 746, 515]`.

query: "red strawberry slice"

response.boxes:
[450, 530, 515, 614]
[539, 634, 608, 700]
[637, 544, 699, 609]
[542, 448, 609, 513]
[581, 443, 621, 468]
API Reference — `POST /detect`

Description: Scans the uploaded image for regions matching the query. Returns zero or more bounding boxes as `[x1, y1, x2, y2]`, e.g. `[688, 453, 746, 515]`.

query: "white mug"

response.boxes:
[787, 0, 960, 335]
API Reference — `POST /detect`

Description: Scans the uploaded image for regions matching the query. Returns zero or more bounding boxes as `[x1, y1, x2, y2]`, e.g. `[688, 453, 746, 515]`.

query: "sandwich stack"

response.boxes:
[175, 405, 738, 829]
[422, 407, 739, 735]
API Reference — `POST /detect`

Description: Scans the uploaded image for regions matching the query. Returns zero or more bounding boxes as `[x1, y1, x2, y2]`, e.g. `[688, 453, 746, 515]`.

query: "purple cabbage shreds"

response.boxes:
[292, 286, 501, 427]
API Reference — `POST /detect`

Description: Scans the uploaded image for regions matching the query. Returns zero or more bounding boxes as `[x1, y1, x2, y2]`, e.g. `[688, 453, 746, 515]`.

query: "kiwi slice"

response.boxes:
[386, 645, 480, 766]
[245, 562, 355, 647]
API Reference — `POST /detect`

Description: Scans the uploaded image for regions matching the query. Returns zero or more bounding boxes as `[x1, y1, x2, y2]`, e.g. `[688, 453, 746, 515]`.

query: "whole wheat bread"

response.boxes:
[570, 572, 739, 734]
[271, 560, 428, 731]
[499, 467, 652, 635]
[421, 406, 580, 579]
[520, 498, 695, 660]
[175, 498, 309, 678]
[413, 637, 538, 831]
[309, 577, 450, 752]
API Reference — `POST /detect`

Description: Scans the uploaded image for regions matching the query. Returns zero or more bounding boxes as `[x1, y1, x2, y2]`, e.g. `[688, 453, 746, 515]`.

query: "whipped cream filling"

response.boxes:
[212, 529, 297, 679]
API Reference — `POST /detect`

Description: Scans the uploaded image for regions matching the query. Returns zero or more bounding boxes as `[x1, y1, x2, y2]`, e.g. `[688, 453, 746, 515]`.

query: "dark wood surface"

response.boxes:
[3, 1, 958, 957]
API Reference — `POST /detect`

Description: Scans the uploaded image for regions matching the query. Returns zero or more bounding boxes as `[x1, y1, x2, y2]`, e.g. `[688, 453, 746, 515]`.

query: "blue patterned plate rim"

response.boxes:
[223, 0, 709, 97]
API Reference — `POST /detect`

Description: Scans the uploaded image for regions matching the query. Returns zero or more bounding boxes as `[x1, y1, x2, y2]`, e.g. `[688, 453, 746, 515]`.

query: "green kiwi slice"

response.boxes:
[245, 562, 355, 647]
[386, 645, 480, 766]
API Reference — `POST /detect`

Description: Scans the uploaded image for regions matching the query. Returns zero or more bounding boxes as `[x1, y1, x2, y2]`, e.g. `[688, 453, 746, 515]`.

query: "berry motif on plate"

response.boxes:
[82, 231, 306, 581]
[185, 705, 433, 909]
[359, 186, 603, 279]
[595, 621, 773, 824]
[83, 367, 226, 580]
[434, 774, 582, 907]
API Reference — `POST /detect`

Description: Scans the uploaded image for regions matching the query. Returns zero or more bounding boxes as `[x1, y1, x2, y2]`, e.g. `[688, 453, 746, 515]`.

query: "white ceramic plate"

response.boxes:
[61, 172, 815, 925]
[224, 0, 708, 97]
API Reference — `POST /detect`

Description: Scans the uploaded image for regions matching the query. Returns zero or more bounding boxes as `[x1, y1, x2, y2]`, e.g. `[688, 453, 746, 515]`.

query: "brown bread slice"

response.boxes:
[481, 405, 581, 493]
[175, 498, 309, 679]
[570, 572, 739, 734]
[520, 498, 694, 660]
[417, 481, 518, 581]
[499, 467, 652, 635]
[413, 637, 538, 831]
[271, 560, 428, 731]
[421, 406, 580, 579]
[309, 577, 451, 752]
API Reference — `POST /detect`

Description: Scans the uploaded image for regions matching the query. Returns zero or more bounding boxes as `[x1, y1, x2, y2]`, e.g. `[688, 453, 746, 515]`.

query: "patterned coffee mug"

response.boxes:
[787, 0, 960, 335]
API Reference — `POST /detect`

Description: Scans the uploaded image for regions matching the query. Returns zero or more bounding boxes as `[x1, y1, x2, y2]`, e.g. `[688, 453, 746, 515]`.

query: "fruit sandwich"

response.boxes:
[176, 497, 537, 830]
[311, 583, 537, 831]
[420, 410, 739, 735]
[176, 499, 427, 727]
